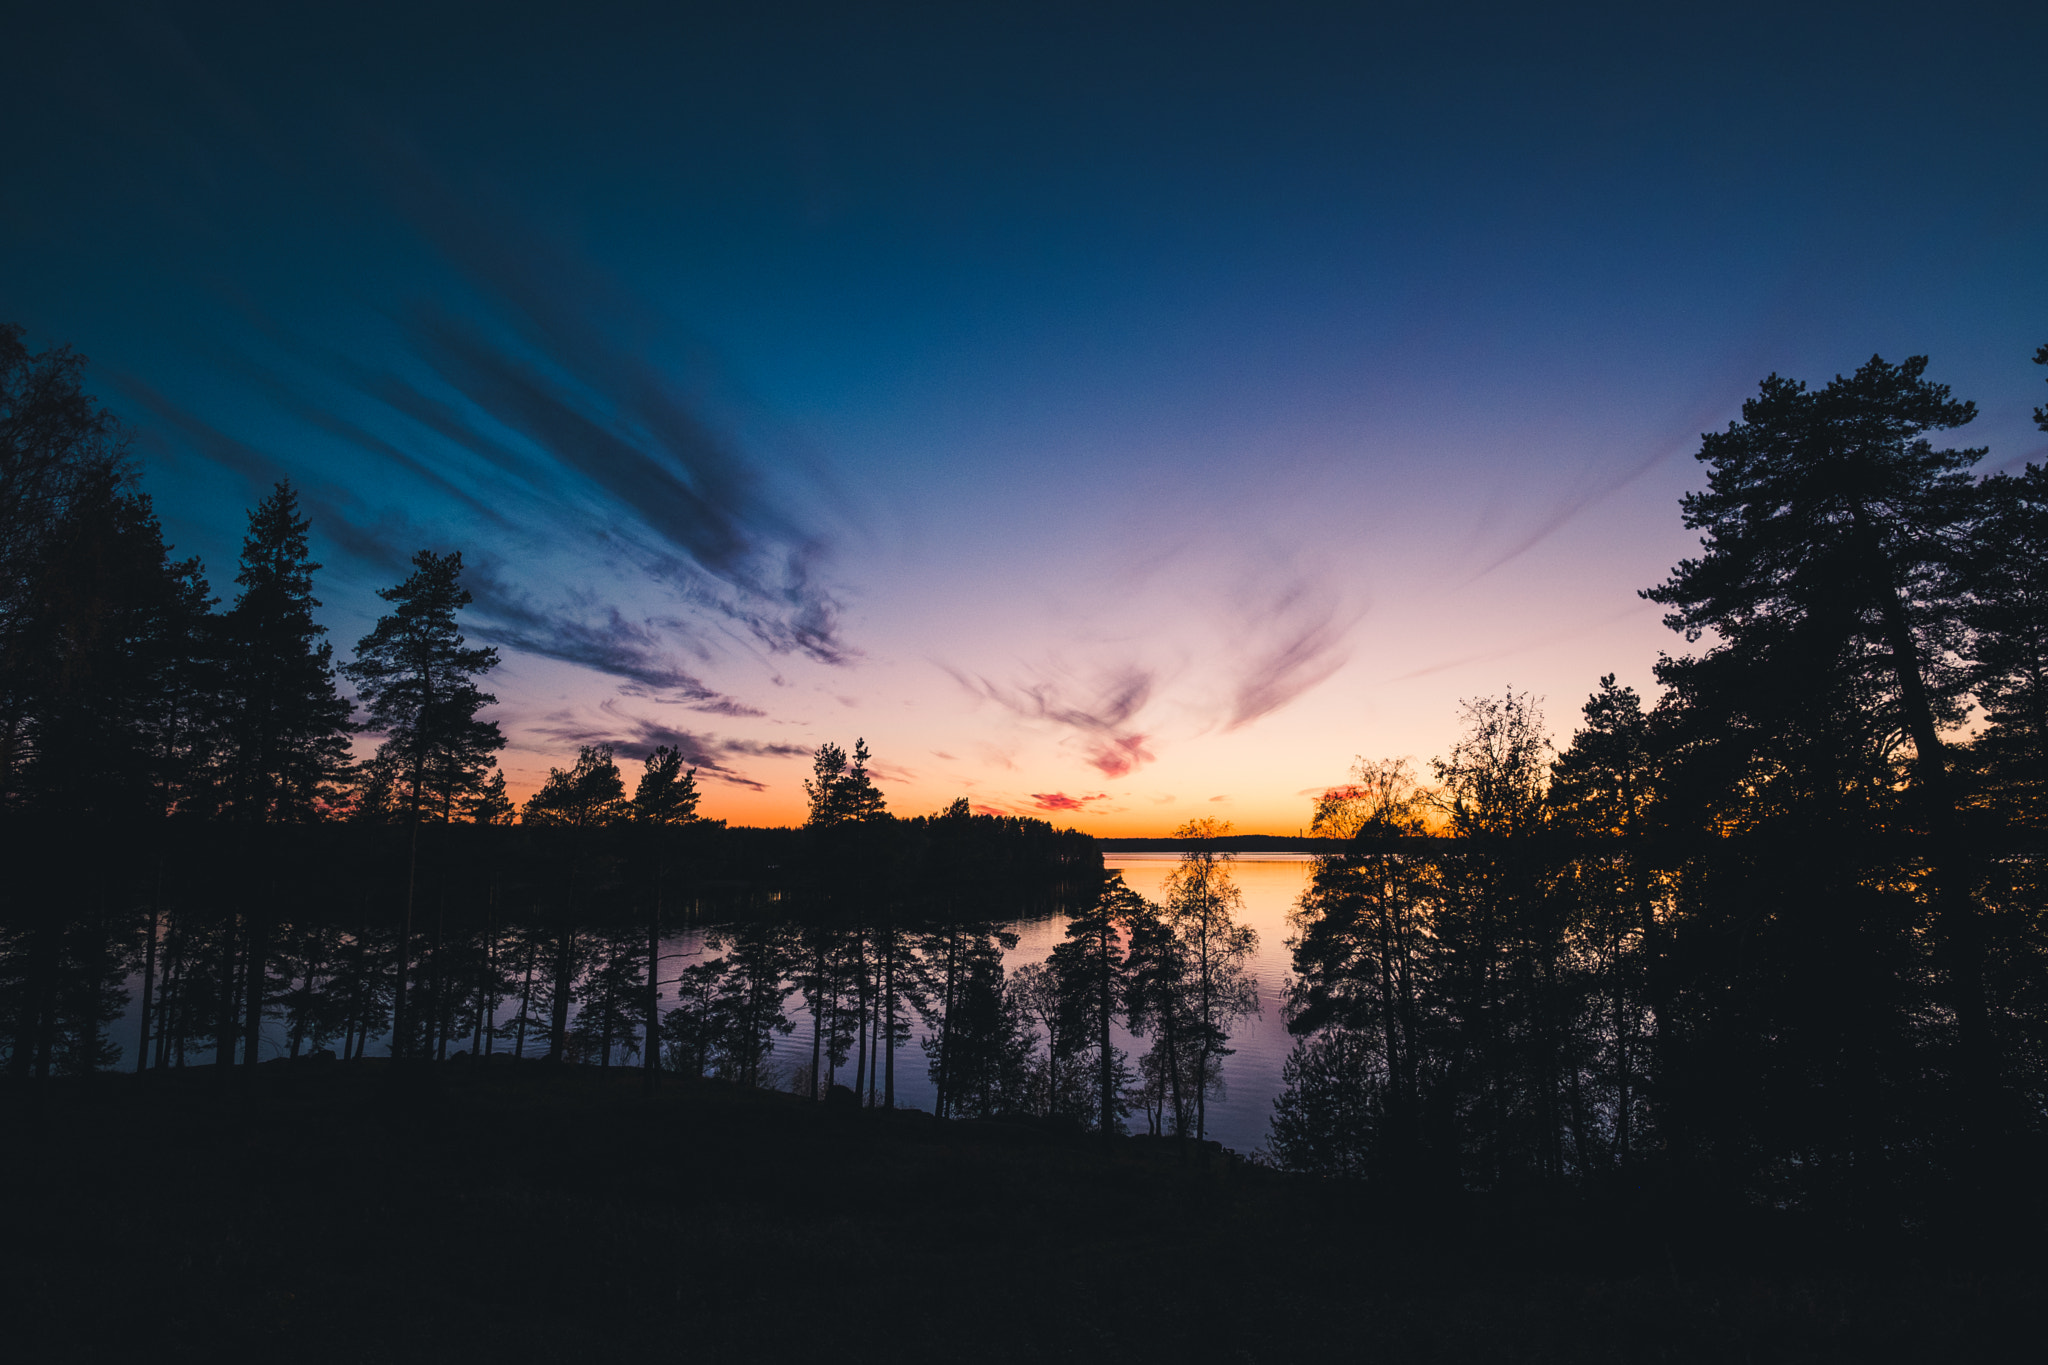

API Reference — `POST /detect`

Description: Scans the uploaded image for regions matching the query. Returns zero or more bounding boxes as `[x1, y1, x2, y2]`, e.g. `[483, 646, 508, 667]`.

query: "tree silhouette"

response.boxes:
[1283, 758, 1434, 1178]
[1644, 354, 1995, 1145]
[1964, 464, 2048, 821]
[215, 482, 355, 1066]
[1158, 818, 1258, 1142]
[219, 481, 353, 823]
[523, 745, 626, 1059]
[341, 549, 503, 1058]
[1547, 677, 1660, 1171]
[1, 324, 132, 801]
[1048, 871, 1145, 1136]
[804, 737, 886, 826]
[632, 745, 700, 1090]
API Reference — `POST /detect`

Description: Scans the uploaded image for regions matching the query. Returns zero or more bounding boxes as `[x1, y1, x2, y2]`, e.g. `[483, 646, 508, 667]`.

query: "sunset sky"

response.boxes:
[4, 3, 2044, 832]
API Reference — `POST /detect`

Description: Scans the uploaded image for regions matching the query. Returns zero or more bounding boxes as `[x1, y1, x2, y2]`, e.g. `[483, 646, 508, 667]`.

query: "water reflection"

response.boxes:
[105, 853, 1312, 1156]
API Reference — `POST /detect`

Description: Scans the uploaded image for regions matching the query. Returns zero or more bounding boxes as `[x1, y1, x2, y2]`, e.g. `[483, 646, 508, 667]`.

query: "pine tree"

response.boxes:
[1286, 758, 1434, 1176]
[340, 549, 503, 1058]
[1048, 870, 1145, 1136]
[342, 550, 504, 824]
[632, 745, 700, 1090]
[466, 768, 515, 824]
[1644, 355, 1994, 1152]
[219, 481, 352, 822]
[522, 746, 626, 827]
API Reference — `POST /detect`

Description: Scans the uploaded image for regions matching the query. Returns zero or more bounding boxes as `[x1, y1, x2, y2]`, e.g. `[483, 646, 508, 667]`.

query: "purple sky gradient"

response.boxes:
[4, 2, 2044, 831]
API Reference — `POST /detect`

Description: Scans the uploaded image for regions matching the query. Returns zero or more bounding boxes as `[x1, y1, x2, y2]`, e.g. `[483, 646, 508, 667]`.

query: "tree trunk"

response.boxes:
[155, 929, 182, 1070]
[935, 927, 959, 1119]
[215, 917, 240, 1070]
[136, 897, 159, 1075]
[645, 850, 663, 1092]
[808, 970, 823, 1100]
[548, 930, 576, 1061]
[883, 921, 896, 1109]
[432, 890, 448, 1063]
[853, 931, 869, 1104]
[515, 938, 538, 1059]
[288, 945, 326, 1060]
[243, 896, 269, 1068]
[394, 815, 419, 1061]
[1098, 921, 1114, 1139]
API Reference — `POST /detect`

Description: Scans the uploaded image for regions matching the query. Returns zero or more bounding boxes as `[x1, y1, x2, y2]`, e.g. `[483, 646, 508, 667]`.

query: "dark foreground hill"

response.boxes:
[1, 1063, 2038, 1363]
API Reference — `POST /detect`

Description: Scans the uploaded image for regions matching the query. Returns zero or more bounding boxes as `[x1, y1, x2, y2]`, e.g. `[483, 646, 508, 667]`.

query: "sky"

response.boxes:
[3, 2, 2044, 833]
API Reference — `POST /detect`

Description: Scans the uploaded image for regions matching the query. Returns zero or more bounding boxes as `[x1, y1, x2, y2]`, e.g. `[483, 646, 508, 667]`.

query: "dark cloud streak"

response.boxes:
[528, 701, 808, 791]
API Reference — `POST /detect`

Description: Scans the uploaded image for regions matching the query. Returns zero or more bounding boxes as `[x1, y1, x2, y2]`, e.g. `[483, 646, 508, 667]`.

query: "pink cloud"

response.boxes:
[1030, 791, 1110, 812]
[1085, 734, 1153, 777]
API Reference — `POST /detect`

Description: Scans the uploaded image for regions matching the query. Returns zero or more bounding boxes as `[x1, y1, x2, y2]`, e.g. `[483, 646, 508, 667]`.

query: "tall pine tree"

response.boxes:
[341, 549, 503, 1058]
[220, 481, 352, 822]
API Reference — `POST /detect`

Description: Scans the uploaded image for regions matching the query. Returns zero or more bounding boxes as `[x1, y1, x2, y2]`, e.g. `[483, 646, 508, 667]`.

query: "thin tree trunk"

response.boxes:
[432, 889, 449, 1063]
[288, 946, 326, 1060]
[513, 939, 536, 1059]
[136, 894, 159, 1075]
[808, 970, 823, 1100]
[155, 931, 182, 1071]
[1098, 919, 1114, 1138]
[599, 945, 616, 1068]
[883, 920, 896, 1109]
[867, 980, 881, 1107]
[395, 814, 418, 1062]
[935, 927, 959, 1119]
[243, 898, 268, 1068]
[216, 917, 240, 1070]
[644, 850, 663, 1091]
[853, 933, 869, 1104]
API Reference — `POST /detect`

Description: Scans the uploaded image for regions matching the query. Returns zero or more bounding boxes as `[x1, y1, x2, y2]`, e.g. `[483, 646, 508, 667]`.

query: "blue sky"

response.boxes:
[4, 1, 2044, 828]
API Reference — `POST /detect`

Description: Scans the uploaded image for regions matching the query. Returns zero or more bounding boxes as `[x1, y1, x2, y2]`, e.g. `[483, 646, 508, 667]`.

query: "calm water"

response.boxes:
[761, 852, 1312, 1154]
[107, 853, 1315, 1157]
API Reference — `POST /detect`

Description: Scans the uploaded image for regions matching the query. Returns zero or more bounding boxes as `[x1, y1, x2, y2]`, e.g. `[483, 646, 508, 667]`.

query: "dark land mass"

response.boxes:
[1097, 834, 1328, 852]
[2, 1064, 2038, 1364]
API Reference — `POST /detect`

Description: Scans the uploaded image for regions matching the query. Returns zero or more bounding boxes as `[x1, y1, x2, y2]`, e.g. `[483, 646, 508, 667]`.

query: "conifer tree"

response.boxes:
[466, 768, 515, 824]
[341, 549, 503, 1058]
[522, 745, 627, 827]
[219, 481, 352, 822]
[1644, 355, 1994, 1142]
[521, 745, 626, 1059]
[632, 744, 700, 1089]
[1285, 758, 1434, 1176]
[1048, 870, 1145, 1136]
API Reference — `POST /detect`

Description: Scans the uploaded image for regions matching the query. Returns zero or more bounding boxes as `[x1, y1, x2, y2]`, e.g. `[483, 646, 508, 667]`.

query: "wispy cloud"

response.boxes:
[528, 700, 809, 790]
[463, 562, 764, 715]
[1383, 601, 1651, 683]
[133, 142, 860, 720]
[944, 661, 1159, 777]
[1224, 577, 1360, 729]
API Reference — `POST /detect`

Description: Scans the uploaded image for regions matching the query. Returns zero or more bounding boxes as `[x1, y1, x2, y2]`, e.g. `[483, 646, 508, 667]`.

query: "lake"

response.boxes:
[105, 851, 1316, 1157]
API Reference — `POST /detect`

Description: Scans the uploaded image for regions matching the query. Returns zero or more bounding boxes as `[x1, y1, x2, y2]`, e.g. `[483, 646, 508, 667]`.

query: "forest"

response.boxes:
[8, 323, 2048, 1244]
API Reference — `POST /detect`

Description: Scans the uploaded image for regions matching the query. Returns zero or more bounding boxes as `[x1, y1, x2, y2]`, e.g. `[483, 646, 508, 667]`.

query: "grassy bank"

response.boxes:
[1, 1062, 2037, 1363]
